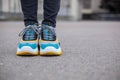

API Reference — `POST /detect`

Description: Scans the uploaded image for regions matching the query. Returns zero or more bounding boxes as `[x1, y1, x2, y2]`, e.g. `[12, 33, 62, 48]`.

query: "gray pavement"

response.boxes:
[0, 21, 120, 80]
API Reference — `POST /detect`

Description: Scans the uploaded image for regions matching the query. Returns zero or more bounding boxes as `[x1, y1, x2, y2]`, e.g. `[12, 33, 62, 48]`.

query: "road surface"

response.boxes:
[0, 21, 120, 80]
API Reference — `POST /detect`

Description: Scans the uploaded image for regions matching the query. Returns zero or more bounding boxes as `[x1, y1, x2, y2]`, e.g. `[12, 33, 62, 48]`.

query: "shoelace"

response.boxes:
[19, 25, 40, 38]
[41, 25, 56, 41]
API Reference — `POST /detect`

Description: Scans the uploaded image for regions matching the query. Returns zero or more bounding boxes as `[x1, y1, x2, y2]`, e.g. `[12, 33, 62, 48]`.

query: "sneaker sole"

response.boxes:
[16, 40, 39, 56]
[39, 39, 62, 56]
[40, 51, 62, 56]
[16, 52, 39, 56]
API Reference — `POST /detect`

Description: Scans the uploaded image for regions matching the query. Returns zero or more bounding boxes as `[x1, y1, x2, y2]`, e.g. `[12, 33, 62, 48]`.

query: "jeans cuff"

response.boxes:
[24, 21, 38, 27]
[42, 21, 55, 27]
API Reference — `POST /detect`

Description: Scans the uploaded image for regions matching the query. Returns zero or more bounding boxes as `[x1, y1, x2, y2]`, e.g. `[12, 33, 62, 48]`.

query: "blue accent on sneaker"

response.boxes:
[41, 43, 59, 49]
[18, 43, 37, 49]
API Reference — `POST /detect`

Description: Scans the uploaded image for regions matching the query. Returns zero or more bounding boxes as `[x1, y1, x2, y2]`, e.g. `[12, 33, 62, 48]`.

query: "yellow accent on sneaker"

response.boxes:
[20, 39, 38, 42]
[16, 51, 39, 56]
[40, 51, 62, 56]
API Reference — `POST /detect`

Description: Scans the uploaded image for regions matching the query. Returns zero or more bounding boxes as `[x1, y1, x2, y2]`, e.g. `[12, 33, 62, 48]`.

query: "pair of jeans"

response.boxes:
[20, 0, 60, 27]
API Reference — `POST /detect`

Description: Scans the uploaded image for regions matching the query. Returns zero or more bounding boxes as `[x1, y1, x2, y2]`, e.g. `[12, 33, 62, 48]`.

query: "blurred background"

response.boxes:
[0, 0, 120, 21]
[0, 1, 120, 80]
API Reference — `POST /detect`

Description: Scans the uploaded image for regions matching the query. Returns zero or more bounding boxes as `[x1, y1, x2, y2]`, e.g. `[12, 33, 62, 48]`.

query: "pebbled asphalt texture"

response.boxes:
[0, 21, 120, 80]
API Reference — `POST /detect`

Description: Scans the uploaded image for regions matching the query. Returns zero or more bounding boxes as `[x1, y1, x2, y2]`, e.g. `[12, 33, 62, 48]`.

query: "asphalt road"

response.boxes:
[0, 21, 120, 80]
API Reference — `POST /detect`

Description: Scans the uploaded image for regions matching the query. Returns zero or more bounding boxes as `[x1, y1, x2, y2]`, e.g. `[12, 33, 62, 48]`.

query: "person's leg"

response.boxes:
[42, 0, 61, 27]
[20, 0, 38, 26]
[16, 0, 39, 56]
[40, 0, 62, 56]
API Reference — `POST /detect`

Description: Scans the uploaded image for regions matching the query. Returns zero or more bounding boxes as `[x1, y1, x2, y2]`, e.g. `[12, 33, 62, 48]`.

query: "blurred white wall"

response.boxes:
[70, 0, 82, 20]
[0, 0, 105, 20]
[2, 0, 21, 13]
[91, 0, 104, 12]
[82, 0, 105, 14]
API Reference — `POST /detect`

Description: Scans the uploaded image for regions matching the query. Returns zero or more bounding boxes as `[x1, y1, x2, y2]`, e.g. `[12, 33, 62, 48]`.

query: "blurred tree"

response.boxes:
[100, 0, 120, 13]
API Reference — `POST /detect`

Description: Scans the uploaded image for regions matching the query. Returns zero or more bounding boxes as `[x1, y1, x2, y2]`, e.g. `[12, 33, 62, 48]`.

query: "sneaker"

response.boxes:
[40, 24, 62, 56]
[16, 24, 39, 56]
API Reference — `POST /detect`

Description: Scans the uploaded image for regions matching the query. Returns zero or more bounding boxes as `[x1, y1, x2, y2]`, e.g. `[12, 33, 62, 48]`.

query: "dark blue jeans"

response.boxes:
[20, 0, 60, 27]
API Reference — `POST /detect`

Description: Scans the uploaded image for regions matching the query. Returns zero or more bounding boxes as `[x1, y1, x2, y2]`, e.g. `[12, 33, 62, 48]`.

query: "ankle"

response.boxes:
[42, 21, 55, 28]
[25, 21, 38, 27]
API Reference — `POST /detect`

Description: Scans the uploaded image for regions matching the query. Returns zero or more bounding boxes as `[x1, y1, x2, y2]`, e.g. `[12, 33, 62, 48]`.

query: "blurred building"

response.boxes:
[1, 0, 119, 20]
